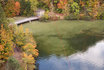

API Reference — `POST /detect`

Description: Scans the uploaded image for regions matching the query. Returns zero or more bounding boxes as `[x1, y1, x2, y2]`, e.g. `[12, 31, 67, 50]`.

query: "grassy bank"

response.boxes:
[23, 20, 104, 56]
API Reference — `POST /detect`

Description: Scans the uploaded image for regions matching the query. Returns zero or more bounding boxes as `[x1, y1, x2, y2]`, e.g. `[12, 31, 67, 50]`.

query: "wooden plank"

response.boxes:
[15, 17, 39, 25]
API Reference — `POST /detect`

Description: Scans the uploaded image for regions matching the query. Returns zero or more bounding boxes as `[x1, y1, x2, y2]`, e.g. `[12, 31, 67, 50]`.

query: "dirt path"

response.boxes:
[13, 47, 23, 64]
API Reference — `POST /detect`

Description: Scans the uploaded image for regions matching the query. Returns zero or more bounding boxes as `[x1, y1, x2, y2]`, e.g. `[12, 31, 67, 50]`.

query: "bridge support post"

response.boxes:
[29, 20, 31, 23]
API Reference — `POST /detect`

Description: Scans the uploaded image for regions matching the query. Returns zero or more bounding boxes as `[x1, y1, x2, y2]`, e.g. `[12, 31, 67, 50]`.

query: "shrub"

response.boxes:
[13, 25, 26, 47]
[22, 52, 35, 70]
[79, 15, 92, 20]
[22, 43, 38, 57]
[39, 11, 50, 22]
[6, 57, 21, 70]
[98, 12, 104, 20]
[0, 25, 13, 60]
[70, 2, 80, 16]
[65, 14, 79, 20]
[13, 25, 36, 47]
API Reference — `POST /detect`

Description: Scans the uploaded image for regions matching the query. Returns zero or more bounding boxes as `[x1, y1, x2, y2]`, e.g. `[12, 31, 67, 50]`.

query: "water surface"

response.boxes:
[35, 29, 104, 70]
[37, 40, 104, 70]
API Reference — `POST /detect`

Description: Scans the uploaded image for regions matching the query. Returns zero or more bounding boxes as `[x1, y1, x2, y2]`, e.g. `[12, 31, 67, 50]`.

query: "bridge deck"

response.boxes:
[15, 17, 39, 25]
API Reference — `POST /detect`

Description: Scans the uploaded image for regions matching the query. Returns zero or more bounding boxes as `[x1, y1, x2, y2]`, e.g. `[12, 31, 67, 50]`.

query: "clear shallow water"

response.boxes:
[37, 40, 104, 70]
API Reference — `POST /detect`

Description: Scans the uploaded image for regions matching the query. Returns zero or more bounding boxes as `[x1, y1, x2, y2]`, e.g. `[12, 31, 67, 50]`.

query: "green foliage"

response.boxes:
[6, 57, 21, 70]
[70, 2, 80, 15]
[20, 0, 34, 16]
[29, 0, 38, 15]
[13, 25, 26, 47]
[39, 11, 49, 21]
[100, 12, 104, 20]
[55, 8, 63, 13]
[0, 3, 8, 28]
[13, 25, 36, 47]
[37, 1, 49, 11]
[65, 14, 79, 20]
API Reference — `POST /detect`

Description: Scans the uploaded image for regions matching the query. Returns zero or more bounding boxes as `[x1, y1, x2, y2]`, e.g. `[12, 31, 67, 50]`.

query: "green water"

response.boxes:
[35, 30, 104, 70]
[22, 20, 104, 70]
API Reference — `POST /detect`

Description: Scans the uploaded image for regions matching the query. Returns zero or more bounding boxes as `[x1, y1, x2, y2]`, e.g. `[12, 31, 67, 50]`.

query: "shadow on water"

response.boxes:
[62, 29, 104, 52]
[34, 29, 104, 58]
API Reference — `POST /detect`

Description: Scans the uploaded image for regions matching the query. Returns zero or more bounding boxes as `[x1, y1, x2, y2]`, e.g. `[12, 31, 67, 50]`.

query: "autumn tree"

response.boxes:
[0, 25, 13, 61]
[87, 0, 100, 19]
[15, 1, 20, 15]
[57, 0, 69, 15]
[4, 0, 16, 17]
[4, 0, 21, 17]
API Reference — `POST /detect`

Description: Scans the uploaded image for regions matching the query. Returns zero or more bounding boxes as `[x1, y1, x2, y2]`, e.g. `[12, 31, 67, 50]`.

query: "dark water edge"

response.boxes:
[35, 30, 104, 70]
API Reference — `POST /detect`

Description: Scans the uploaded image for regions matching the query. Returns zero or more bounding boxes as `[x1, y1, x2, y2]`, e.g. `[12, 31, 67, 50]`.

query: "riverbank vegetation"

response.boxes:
[0, 3, 38, 70]
[1, 0, 104, 20]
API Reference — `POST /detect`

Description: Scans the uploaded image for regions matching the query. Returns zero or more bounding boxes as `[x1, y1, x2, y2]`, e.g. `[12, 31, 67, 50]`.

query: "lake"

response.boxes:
[22, 20, 104, 70]
[36, 34, 104, 70]
[37, 40, 104, 70]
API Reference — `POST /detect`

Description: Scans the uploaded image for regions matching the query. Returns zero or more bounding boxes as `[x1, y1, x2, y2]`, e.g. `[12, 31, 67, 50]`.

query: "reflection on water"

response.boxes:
[36, 29, 104, 57]
[37, 40, 104, 70]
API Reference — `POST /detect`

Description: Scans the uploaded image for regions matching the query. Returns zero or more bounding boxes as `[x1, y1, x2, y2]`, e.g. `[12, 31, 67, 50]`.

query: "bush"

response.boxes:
[13, 25, 36, 47]
[99, 12, 104, 20]
[39, 11, 49, 22]
[79, 15, 92, 20]
[22, 52, 35, 70]
[6, 57, 21, 70]
[0, 25, 13, 60]
[65, 14, 79, 20]
[22, 43, 38, 57]
[13, 25, 26, 47]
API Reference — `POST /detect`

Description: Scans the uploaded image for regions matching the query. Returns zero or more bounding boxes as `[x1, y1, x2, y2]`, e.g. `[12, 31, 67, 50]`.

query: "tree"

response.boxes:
[4, 0, 16, 17]
[4, 0, 21, 17]
[57, 0, 69, 15]
[70, 1, 80, 15]
[15, 1, 20, 15]
[57, 0, 67, 9]
[0, 3, 8, 28]
[0, 25, 13, 60]
[87, 0, 100, 19]
[29, 0, 38, 15]
[20, 0, 33, 16]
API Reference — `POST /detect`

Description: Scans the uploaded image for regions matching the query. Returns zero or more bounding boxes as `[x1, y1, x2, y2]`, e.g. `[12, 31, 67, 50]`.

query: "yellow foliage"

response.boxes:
[0, 44, 4, 51]
[0, 25, 13, 60]
[22, 43, 38, 57]
[88, 0, 99, 19]
[22, 52, 35, 70]
[14, 25, 25, 46]
[14, 25, 36, 47]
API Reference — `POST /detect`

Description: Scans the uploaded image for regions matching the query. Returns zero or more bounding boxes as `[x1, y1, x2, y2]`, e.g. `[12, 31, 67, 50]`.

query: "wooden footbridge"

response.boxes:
[14, 16, 40, 25]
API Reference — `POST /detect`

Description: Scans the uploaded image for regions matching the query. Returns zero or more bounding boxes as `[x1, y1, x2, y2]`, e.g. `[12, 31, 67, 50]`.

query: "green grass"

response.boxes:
[23, 20, 104, 57]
